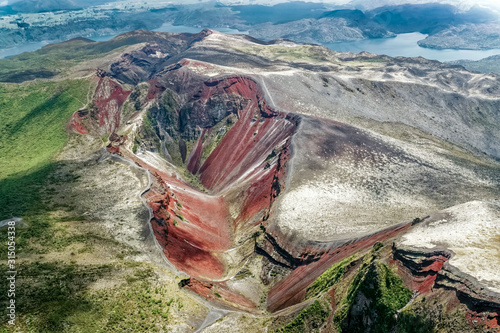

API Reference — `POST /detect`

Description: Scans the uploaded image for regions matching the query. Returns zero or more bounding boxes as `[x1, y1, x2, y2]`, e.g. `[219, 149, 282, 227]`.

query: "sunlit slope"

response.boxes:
[0, 79, 92, 218]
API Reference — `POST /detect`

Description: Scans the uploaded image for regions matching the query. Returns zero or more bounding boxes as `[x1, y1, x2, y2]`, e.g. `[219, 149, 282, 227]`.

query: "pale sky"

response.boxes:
[217, 0, 500, 10]
[2, 0, 500, 11]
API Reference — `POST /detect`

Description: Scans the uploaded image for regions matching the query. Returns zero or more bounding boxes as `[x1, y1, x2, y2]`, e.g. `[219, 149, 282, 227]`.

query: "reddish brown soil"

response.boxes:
[267, 222, 413, 312]
[183, 278, 258, 311]
[68, 76, 131, 135]
[397, 253, 450, 294]
[103, 73, 297, 285]
[68, 112, 89, 134]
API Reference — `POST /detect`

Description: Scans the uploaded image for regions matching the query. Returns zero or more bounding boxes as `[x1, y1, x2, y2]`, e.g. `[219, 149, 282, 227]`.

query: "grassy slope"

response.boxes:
[0, 75, 204, 331]
[276, 300, 329, 333]
[0, 30, 192, 83]
[0, 79, 92, 219]
[0, 33, 218, 330]
[0, 39, 100, 83]
[0, 32, 167, 83]
[274, 242, 483, 333]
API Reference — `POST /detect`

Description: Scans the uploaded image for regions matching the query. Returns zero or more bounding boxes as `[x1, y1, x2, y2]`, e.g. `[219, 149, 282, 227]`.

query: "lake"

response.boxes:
[1, 30, 499, 63]
[0, 41, 50, 59]
[324, 32, 500, 62]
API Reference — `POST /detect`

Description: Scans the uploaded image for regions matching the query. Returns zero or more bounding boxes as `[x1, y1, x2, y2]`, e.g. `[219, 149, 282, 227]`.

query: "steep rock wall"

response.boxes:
[394, 245, 500, 330]
[265, 221, 414, 312]
[69, 76, 131, 136]
[104, 66, 299, 290]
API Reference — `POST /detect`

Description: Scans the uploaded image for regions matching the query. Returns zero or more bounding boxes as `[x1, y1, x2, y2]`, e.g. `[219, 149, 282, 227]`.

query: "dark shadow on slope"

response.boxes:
[0, 162, 60, 220]
[8, 90, 71, 136]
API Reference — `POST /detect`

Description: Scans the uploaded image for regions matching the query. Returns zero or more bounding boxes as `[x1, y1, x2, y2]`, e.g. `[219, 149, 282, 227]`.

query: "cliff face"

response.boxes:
[101, 61, 298, 289]
[65, 30, 500, 330]
[144, 74, 297, 283]
[393, 201, 500, 331]
[394, 246, 500, 330]
[69, 76, 131, 136]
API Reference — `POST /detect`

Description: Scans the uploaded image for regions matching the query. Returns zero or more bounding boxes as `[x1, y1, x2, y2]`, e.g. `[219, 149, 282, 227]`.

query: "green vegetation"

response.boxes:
[276, 300, 329, 333]
[120, 83, 149, 121]
[0, 34, 160, 83]
[139, 113, 158, 144]
[395, 293, 487, 333]
[397, 309, 436, 333]
[0, 261, 111, 331]
[334, 260, 413, 333]
[157, 89, 179, 123]
[334, 261, 369, 331]
[370, 263, 413, 325]
[0, 74, 186, 331]
[181, 167, 207, 192]
[373, 241, 384, 252]
[0, 260, 174, 332]
[2, 214, 91, 256]
[145, 89, 179, 152]
[200, 114, 236, 161]
[236, 45, 333, 63]
[0, 79, 92, 219]
[306, 255, 355, 299]
[201, 133, 223, 160]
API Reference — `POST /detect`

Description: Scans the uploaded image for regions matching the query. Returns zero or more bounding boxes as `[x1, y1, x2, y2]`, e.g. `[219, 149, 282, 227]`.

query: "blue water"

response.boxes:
[1, 30, 498, 63]
[325, 32, 500, 62]
[0, 41, 50, 59]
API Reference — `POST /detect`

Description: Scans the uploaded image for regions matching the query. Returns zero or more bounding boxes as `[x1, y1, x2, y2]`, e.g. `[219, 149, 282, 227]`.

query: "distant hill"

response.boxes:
[449, 54, 500, 75]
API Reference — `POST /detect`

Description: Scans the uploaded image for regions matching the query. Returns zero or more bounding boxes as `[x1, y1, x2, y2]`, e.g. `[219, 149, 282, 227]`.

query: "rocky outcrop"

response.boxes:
[394, 247, 453, 294]
[108, 30, 214, 85]
[394, 245, 500, 330]
[418, 23, 500, 50]
[248, 16, 394, 44]
[448, 55, 500, 76]
[265, 221, 414, 313]
[69, 76, 131, 136]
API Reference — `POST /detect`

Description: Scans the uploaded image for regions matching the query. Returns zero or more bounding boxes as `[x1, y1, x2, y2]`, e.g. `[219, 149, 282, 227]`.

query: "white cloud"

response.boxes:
[0, 0, 8, 6]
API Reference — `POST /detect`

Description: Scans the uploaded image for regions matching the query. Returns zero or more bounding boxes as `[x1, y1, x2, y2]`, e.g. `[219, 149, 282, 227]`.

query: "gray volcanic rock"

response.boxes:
[248, 17, 395, 44]
[449, 54, 500, 75]
[397, 200, 500, 294]
[418, 23, 500, 50]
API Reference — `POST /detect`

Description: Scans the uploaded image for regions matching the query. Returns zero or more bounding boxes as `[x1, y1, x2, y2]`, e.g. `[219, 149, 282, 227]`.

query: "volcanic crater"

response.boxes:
[66, 29, 500, 330]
